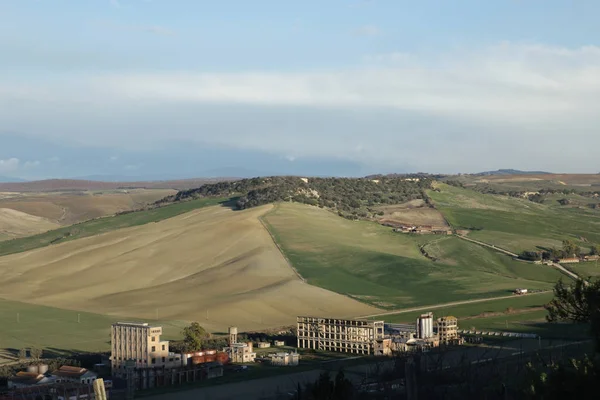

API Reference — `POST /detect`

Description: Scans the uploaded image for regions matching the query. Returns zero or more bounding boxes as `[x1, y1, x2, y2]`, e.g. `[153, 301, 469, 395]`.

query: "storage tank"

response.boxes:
[215, 352, 229, 364]
[191, 355, 206, 365]
[38, 364, 49, 374]
[205, 354, 216, 363]
[27, 365, 39, 374]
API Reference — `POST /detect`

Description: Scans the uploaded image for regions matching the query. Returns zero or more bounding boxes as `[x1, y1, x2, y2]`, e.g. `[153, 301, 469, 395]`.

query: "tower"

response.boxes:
[228, 326, 238, 345]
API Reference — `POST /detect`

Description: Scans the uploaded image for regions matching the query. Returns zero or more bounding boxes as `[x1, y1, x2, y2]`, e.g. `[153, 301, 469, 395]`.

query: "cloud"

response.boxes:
[0, 158, 19, 173]
[109, 156, 119, 162]
[23, 160, 41, 168]
[47, 156, 60, 162]
[354, 25, 382, 37]
[2, 42, 600, 172]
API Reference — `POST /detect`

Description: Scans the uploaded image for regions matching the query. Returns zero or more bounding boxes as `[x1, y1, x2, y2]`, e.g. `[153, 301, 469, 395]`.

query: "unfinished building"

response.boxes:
[296, 316, 391, 356]
[437, 316, 461, 345]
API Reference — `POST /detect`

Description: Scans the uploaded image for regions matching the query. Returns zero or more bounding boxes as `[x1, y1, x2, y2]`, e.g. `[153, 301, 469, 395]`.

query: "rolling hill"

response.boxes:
[0, 203, 377, 333]
[0, 208, 60, 241]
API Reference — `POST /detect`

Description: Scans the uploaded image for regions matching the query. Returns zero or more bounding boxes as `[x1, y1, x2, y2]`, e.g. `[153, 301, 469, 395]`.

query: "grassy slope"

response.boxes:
[0, 298, 187, 358]
[429, 183, 600, 253]
[0, 197, 226, 257]
[379, 292, 555, 323]
[263, 203, 563, 309]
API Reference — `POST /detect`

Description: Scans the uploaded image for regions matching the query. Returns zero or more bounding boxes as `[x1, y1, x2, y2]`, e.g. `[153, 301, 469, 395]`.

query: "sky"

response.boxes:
[0, 0, 599, 180]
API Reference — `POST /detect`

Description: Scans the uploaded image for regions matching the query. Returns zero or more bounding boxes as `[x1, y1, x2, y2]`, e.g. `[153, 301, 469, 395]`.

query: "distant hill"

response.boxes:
[0, 176, 27, 183]
[159, 175, 433, 219]
[472, 169, 552, 176]
[0, 178, 234, 192]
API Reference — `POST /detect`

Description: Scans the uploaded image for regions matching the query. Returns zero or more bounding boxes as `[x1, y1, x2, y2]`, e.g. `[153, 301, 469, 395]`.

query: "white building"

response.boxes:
[111, 322, 182, 377]
[270, 352, 299, 367]
[416, 312, 434, 339]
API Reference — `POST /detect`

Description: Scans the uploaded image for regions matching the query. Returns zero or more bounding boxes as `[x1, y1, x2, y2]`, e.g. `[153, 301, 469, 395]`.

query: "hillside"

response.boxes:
[0, 189, 176, 228]
[0, 208, 60, 240]
[0, 204, 377, 332]
[161, 176, 432, 219]
[262, 203, 563, 309]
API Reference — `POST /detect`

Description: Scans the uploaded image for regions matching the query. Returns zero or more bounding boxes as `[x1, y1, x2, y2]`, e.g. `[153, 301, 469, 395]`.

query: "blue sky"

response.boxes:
[1, 0, 599, 180]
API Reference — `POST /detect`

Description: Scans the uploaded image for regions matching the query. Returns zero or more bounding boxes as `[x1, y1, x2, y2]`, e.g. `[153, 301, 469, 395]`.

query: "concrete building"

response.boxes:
[52, 366, 98, 385]
[296, 316, 391, 356]
[111, 322, 181, 377]
[224, 343, 256, 363]
[273, 340, 286, 347]
[270, 352, 299, 367]
[437, 316, 460, 344]
[256, 342, 271, 348]
[416, 313, 434, 339]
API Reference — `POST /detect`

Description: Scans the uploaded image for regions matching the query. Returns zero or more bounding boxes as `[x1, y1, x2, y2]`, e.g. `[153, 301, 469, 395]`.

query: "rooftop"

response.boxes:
[52, 366, 92, 379]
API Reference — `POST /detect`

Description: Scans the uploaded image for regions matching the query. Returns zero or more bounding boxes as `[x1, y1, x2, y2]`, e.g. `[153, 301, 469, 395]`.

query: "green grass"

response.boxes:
[566, 261, 600, 279]
[378, 292, 555, 323]
[429, 184, 600, 253]
[0, 298, 187, 360]
[263, 203, 563, 310]
[0, 197, 227, 257]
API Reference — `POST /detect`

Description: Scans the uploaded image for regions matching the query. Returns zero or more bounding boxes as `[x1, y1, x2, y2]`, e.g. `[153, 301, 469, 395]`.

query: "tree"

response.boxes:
[562, 240, 581, 257]
[30, 347, 43, 361]
[545, 278, 600, 349]
[590, 245, 600, 256]
[18, 348, 27, 361]
[181, 322, 209, 352]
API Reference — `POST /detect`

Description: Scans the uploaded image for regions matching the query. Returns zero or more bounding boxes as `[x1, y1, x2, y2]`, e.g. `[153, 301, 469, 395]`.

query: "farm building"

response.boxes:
[558, 258, 580, 264]
[7, 371, 54, 389]
[297, 316, 391, 356]
[273, 340, 286, 346]
[514, 288, 528, 295]
[256, 342, 271, 349]
[52, 366, 98, 385]
[584, 255, 600, 261]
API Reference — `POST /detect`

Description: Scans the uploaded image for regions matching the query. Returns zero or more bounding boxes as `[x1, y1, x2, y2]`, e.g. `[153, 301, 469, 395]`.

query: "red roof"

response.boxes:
[52, 366, 89, 378]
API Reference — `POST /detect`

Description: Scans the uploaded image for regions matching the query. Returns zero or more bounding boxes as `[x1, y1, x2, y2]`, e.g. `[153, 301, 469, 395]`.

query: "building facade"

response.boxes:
[270, 352, 299, 366]
[437, 316, 459, 344]
[224, 343, 256, 363]
[111, 322, 181, 376]
[296, 316, 390, 356]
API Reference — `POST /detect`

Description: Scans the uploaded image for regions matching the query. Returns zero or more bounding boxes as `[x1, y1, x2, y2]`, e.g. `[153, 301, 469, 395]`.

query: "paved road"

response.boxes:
[357, 291, 551, 319]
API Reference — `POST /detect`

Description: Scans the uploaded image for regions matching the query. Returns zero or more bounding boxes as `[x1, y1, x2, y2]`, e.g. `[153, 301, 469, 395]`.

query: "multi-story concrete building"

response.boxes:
[437, 316, 459, 344]
[296, 316, 391, 356]
[111, 322, 181, 376]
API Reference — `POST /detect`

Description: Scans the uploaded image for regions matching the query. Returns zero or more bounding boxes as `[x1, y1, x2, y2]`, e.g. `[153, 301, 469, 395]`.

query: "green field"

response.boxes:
[565, 261, 600, 279]
[378, 292, 555, 323]
[0, 298, 187, 362]
[429, 184, 600, 253]
[0, 197, 226, 257]
[263, 203, 563, 309]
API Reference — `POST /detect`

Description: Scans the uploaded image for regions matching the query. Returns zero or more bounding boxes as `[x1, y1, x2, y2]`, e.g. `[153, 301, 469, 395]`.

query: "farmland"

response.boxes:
[0, 197, 226, 257]
[429, 183, 600, 253]
[0, 203, 376, 339]
[263, 203, 563, 309]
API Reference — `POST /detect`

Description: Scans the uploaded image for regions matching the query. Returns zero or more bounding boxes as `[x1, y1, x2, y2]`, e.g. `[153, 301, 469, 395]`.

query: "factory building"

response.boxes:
[110, 322, 182, 377]
[296, 316, 391, 356]
[222, 327, 257, 363]
[416, 312, 434, 339]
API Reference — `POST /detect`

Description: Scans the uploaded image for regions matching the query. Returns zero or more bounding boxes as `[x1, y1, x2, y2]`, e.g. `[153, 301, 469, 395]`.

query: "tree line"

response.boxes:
[158, 176, 433, 220]
[519, 240, 600, 261]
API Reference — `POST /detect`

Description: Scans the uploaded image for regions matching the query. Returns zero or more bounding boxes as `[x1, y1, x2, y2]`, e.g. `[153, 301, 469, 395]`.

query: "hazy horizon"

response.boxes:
[1, 0, 599, 179]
